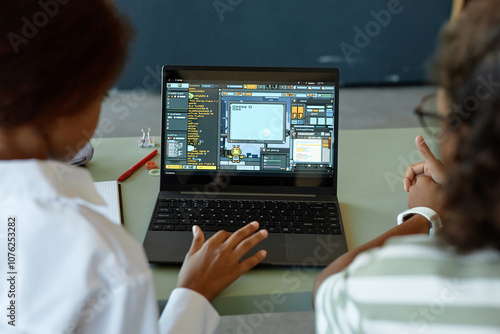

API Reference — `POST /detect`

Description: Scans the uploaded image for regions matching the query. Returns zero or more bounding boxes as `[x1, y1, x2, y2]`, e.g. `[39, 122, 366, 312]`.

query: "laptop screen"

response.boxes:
[161, 66, 339, 192]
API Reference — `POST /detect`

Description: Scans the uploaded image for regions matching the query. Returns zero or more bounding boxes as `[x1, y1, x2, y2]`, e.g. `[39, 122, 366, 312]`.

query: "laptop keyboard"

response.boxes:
[149, 199, 341, 235]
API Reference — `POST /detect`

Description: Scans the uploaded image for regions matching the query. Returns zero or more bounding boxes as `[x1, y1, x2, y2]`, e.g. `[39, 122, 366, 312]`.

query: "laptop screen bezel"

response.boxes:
[160, 66, 340, 195]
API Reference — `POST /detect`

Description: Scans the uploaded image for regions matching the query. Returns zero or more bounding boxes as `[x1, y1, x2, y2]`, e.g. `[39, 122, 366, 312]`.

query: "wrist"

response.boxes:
[400, 213, 432, 234]
[177, 283, 214, 303]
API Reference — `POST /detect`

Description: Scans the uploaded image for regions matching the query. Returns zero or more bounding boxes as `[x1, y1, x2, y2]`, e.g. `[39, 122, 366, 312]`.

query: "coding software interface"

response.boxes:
[164, 79, 336, 176]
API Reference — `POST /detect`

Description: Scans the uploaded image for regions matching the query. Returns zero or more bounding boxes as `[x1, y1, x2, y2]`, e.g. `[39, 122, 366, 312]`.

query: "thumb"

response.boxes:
[188, 225, 205, 255]
[415, 135, 439, 166]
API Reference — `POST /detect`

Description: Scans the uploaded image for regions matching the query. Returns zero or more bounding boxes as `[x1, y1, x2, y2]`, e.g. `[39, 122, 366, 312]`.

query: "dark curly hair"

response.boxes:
[433, 0, 500, 252]
[0, 0, 132, 128]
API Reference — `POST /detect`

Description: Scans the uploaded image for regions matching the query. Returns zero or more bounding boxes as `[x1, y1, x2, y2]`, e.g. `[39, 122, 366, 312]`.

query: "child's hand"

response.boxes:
[177, 222, 268, 302]
[407, 175, 444, 215]
[403, 136, 448, 192]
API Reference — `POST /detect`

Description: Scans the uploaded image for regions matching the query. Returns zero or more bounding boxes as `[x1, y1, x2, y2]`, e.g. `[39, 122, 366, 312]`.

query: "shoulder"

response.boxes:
[316, 235, 500, 333]
[350, 234, 451, 273]
[0, 160, 156, 332]
[341, 234, 500, 280]
[318, 233, 500, 300]
[0, 159, 149, 276]
[13, 196, 152, 281]
[36, 200, 150, 277]
[4, 192, 154, 332]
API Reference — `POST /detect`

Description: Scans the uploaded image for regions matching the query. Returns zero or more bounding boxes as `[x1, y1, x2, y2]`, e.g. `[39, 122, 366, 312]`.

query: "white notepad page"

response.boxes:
[82, 181, 122, 225]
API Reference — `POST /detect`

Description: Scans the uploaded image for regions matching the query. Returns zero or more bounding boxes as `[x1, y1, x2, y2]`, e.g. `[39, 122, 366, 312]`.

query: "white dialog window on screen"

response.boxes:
[228, 102, 286, 143]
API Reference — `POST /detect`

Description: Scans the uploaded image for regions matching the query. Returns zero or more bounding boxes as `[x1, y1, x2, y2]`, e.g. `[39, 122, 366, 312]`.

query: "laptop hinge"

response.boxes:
[180, 191, 316, 198]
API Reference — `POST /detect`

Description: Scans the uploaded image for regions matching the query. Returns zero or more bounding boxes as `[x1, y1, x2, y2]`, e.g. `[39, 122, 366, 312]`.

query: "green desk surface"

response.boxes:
[87, 128, 438, 315]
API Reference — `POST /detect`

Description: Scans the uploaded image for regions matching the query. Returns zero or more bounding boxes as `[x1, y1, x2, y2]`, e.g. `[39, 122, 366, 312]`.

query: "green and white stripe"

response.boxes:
[315, 235, 500, 334]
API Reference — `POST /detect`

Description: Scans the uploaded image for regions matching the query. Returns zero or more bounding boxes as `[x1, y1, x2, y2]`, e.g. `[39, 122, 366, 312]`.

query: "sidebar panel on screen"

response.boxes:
[165, 83, 219, 171]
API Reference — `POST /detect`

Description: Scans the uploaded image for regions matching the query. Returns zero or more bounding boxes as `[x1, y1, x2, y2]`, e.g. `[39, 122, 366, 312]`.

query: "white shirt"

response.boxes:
[0, 159, 219, 334]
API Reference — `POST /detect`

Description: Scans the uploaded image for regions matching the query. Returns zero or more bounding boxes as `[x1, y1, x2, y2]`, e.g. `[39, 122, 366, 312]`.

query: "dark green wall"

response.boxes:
[114, 0, 452, 89]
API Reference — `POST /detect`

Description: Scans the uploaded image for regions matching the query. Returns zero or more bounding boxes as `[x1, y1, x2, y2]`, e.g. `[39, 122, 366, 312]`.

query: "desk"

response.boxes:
[87, 128, 437, 315]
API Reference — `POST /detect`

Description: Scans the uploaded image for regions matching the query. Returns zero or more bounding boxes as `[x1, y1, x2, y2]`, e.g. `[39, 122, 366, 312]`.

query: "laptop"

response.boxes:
[143, 66, 348, 266]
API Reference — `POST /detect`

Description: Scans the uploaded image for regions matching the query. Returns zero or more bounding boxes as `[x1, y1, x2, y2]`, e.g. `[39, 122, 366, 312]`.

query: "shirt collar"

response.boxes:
[0, 159, 105, 205]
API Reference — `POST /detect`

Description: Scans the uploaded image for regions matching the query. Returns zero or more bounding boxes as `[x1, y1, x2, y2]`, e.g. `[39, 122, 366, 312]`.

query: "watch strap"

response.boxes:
[397, 207, 442, 235]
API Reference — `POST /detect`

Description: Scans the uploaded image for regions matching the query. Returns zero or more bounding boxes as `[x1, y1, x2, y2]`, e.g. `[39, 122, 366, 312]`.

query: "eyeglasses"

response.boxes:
[414, 93, 445, 138]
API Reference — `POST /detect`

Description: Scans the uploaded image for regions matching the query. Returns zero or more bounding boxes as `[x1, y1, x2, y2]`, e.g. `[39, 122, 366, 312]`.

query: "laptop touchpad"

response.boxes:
[208, 233, 287, 265]
[249, 234, 287, 265]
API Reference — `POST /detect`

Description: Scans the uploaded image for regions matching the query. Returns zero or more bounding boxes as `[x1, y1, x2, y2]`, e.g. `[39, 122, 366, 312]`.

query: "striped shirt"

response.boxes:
[315, 234, 500, 334]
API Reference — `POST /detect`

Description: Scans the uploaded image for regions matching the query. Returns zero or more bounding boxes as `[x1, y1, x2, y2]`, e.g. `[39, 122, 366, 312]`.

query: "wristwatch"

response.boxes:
[397, 206, 442, 235]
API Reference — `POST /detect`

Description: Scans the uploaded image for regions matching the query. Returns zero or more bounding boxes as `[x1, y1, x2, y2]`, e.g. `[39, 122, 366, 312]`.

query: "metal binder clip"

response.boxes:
[138, 128, 155, 148]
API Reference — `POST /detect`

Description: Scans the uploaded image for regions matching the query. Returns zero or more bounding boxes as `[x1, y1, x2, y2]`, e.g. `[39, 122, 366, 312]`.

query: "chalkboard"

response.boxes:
[114, 0, 452, 90]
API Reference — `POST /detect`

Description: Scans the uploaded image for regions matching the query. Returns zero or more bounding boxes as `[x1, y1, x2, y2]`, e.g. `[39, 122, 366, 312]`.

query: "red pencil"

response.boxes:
[117, 149, 158, 182]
